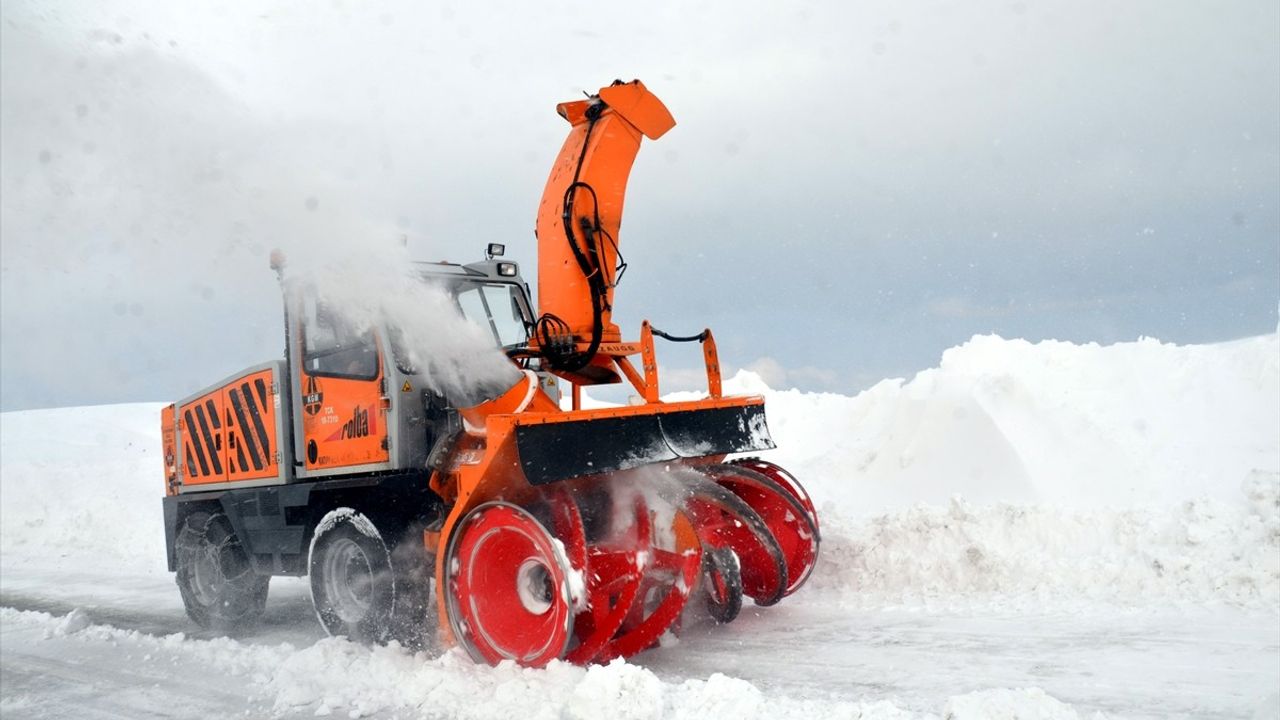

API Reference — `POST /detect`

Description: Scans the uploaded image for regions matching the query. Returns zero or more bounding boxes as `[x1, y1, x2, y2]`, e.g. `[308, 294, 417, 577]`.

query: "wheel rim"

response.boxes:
[322, 537, 375, 623]
[446, 503, 574, 667]
[190, 545, 222, 605]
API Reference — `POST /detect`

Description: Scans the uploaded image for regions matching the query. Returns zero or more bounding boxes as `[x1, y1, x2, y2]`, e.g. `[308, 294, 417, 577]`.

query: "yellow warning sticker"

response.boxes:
[401, 381, 412, 393]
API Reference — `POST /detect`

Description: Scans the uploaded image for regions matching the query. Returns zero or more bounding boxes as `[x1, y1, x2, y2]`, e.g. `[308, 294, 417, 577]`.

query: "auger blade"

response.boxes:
[665, 470, 789, 607]
[542, 483, 702, 664]
[707, 463, 820, 597]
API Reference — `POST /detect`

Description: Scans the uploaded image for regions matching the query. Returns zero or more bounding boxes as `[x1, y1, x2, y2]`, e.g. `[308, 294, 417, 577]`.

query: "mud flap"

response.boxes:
[514, 404, 775, 486]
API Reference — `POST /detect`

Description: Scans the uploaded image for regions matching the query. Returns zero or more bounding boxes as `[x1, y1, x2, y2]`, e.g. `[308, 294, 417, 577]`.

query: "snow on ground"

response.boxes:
[3, 605, 1124, 720]
[2, 333, 1278, 718]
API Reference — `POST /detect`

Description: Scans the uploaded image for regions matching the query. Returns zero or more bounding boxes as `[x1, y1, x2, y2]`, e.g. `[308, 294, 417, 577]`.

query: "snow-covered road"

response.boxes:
[651, 603, 1278, 719]
[3, 569, 1276, 719]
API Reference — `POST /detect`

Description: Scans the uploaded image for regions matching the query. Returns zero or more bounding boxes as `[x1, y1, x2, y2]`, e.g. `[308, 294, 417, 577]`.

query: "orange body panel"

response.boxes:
[535, 80, 675, 345]
[178, 387, 228, 485]
[161, 404, 177, 495]
[222, 369, 281, 482]
[176, 368, 282, 487]
[299, 367, 389, 471]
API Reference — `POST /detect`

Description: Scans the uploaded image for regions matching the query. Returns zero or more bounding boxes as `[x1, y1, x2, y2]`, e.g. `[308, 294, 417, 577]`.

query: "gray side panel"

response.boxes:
[219, 484, 314, 575]
[163, 496, 179, 572]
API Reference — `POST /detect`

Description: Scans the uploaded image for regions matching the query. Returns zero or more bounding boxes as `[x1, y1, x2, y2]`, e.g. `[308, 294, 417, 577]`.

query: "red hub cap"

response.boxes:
[445, 503, 574, 667]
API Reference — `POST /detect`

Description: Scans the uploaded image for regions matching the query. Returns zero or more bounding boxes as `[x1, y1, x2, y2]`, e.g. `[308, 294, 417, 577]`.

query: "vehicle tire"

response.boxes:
[175, 511, 269, 632]
[309, 509, 395, 644]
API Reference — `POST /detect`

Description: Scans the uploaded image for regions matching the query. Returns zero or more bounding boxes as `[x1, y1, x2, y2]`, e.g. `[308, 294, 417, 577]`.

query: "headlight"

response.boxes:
[497, 262, 518, 277]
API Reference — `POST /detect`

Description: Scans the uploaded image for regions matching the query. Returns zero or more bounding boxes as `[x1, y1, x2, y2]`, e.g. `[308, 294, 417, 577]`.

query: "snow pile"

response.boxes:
[815, 490, 1280, 607]
[42, 607, 91, 637]
[943, 688, 1086, 720]
[0, 607, 1103, 720]
[0, 402, 167, 573]
[678, 332, 1280, 607]
[714, 333, 1279, 512]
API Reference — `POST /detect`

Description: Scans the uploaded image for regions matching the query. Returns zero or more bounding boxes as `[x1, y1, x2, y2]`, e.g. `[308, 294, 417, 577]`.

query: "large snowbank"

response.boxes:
[697, 332, 1279, 512]
[728, 332, 1280, 608]
[815, 490, 1279, 608]
[0, 402, 168, 574]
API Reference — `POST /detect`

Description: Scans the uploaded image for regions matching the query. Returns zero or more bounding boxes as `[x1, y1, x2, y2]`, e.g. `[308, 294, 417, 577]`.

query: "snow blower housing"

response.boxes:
[160, 80, 819, 666]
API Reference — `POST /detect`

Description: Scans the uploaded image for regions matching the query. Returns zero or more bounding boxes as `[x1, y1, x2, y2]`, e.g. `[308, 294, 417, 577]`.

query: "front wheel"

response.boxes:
[309, 509, 395, 643]
[175, 511, 269, 632]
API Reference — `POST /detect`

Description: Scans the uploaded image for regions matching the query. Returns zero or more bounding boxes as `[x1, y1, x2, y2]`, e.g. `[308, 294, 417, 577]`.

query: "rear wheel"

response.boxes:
[175, 511, 269, 631]
[309, 509, 395, 644]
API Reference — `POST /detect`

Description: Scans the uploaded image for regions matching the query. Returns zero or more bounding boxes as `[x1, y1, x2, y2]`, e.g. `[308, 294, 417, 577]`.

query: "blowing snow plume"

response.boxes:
[277, 240, 522, 407]
[0, 27, 521, 409]
[2, 27, 515, 409]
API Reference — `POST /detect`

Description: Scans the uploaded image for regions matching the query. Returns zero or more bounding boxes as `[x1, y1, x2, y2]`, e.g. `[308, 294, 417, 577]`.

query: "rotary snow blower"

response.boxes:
[160, 80, 818, 667]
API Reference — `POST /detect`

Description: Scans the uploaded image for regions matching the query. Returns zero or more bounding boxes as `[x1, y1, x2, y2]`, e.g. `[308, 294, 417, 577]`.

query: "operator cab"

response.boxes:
[283, 250, 548, 482]
[413, 257, 535, 353]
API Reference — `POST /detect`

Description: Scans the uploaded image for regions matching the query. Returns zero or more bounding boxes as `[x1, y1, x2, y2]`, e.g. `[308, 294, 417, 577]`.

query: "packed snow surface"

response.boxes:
[2, 332, 1278, 718]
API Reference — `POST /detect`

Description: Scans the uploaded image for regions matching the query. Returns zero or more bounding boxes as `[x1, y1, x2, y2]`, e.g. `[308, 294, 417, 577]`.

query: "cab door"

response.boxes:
[296, 297, 389, 473]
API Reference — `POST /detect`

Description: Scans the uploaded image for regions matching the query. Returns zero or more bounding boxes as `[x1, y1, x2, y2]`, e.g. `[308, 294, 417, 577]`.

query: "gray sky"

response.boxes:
[2, 0, 1277, 411]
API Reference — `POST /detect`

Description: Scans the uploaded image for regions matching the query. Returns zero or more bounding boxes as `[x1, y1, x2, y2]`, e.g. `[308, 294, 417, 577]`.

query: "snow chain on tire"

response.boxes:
[175, 511, 269, 632]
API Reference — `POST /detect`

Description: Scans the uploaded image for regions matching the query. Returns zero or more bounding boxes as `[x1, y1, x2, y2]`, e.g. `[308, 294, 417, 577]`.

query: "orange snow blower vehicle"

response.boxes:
[160, 80, 819, 666]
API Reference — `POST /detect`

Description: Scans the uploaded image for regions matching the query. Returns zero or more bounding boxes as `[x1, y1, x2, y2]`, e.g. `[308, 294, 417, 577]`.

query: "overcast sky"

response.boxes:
[2, 0, 1277, 411]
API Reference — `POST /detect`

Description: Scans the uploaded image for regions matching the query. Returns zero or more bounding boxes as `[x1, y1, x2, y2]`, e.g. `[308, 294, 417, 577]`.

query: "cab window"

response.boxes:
[455, 283, 530, 347]
[301, 297, 379, 379]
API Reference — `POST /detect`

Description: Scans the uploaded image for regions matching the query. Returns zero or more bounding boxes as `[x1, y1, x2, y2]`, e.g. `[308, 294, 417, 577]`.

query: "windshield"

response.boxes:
[455, 283, 530, 347]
